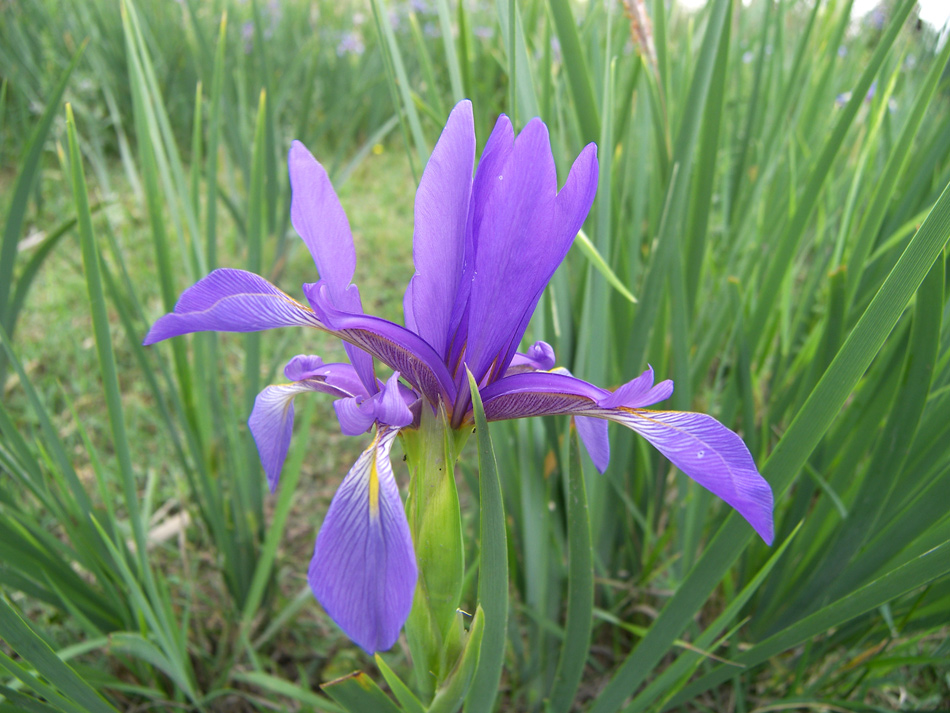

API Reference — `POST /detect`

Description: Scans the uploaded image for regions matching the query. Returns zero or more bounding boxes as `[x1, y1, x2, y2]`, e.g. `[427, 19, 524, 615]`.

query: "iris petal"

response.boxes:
[599, 365, 674, 409]
[575, 416, 609, 473]
[480, 370, 773, 543]
[404, 100, 475, 357]
[143, 269, 321, 345]
[305, 281, 457, 406]
[289, 141, 377, 393]
[309, 427, 417, 653]
[250, 375, 361, 492]
[606, 409, 774, 545]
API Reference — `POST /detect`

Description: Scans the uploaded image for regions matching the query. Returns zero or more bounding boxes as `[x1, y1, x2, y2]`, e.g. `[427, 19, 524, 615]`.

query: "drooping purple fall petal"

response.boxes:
[143, 269, 322, 345]
[606, 409, 774, 545]
[309, 426, 417, 653]
[575, 416, 610, 473]
[480, 369, 773, 543]
[249, 371, 363, 492]
[404, 100, 475, 357]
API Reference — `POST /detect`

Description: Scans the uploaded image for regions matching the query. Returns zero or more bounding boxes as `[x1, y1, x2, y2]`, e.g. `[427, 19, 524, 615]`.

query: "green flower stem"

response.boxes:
[401, 406, 469, 695]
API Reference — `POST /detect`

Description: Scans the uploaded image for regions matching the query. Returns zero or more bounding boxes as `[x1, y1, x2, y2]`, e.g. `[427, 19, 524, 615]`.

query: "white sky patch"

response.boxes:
[674, 0, 950, 31]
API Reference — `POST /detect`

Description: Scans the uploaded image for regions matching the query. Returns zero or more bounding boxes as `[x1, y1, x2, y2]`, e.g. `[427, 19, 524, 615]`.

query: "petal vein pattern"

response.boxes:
[309, 426, 417, 653]
[143, 269, 321, 344]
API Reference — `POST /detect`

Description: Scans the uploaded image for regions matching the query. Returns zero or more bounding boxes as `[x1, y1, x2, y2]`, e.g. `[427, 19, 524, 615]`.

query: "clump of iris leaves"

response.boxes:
[1, 0, 949, 711]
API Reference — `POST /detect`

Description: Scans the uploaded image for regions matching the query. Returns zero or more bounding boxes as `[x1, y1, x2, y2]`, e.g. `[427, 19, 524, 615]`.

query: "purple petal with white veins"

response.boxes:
[575, 416, 609, 472]
[480, 371, 607, 421]
[404, 101, 475, 357]
[599, 366, 674, 409]
[143, 269, 321, 345]
[305, 282, 456, 406]
[289, 141, 376, 393]
[605, 409, 774, 545]
[250, 375, 361, 491]
[309, 427, 417, 653]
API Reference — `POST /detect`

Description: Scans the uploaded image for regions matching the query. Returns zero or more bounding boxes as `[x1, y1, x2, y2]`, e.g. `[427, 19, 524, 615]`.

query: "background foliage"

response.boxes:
[1, 0, 949, 710]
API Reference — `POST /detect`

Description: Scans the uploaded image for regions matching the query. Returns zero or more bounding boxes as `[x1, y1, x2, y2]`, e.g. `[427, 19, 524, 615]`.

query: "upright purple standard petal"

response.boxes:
[289, 141, 376, 393]
[143, 268, 322, 345]
[289, 141, 359, 305]
[309, 427, 417, 653]
[463, 124, 598, 383]
[404, 101, 475, 356]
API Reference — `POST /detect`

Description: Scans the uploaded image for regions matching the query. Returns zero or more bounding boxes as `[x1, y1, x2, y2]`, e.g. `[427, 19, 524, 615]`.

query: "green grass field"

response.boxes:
[2, 0, 950, 710]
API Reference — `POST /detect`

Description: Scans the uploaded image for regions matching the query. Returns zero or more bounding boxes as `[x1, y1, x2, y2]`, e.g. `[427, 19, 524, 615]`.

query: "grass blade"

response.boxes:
[463, 370, 509, 713]
[547, 424, 594, 713]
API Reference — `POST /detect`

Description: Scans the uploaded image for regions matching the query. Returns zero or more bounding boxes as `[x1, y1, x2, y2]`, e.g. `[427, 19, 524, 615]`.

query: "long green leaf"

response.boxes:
[547, 424, 594, 713]
[463, 371, 509, 713]
[591, 173, 950, 712]
[0, 596, 118, 713]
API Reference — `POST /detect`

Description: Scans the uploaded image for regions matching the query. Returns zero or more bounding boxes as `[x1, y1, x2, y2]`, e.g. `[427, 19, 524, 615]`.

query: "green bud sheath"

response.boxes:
[401, 405, 469, 692]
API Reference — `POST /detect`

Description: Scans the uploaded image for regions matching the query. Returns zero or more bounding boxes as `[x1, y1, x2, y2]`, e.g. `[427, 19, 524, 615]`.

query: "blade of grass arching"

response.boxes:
[625, 522, 802, 713]
[322, 672, 401, 713]
[548, 0, 600, 143]
[250, 0, 278, 234]
[0, 596, 118, 713]
[574, 229, 636, 304]
[369, 0, 429, 165]
[547, 424, 594, 713]
[0, 43, 84, 336]
[7, 205, 101, 341]
[238, 400, 315, 635]
[122, 0, 204, 278]
[746, 0, 917, 350]
[190, 84, 203, 223]
[66, 104, 149, 571]
[684, 2, 729, 317]
[407, 12, 445, 118]
[785, 257, 943, 619]
[0, 327, 94, 519]
[725, 0, 772, 226]
[666, 540, 950, 707]
[87, 517, 197, 705]
[374, 655, 425, 713]
[123, 5, 200, 440]
[590, 177, 950, 713]
[497, 0, 540, 123]
[205, 12, 227, 269]
[626, 0, 731, 373]
[845, 36, 950, 312]
[464, 370, 509, 713]
[231, 672, 343, 712]
[434, 0, 464, 101]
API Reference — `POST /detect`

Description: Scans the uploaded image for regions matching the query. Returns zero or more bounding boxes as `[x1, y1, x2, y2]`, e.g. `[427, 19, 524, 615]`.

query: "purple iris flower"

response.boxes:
[144, 100, 773, 654]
